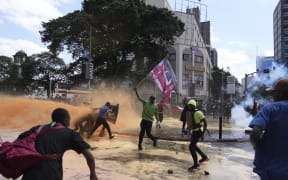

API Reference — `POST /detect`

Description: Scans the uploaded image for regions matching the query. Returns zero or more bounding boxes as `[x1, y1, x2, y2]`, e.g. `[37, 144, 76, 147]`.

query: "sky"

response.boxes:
[0, 0, 280, 82]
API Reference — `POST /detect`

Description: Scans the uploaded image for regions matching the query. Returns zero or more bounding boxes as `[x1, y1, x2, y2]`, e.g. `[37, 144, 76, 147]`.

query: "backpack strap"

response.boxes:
[37, 123, 65, 137]
[192, 110, 202, 131]
[36, 125, 45, 134]
[36, 123, 65, 159]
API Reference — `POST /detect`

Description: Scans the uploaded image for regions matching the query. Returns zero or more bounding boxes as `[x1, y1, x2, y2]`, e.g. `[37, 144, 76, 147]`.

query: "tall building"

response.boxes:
[144, 0, 213, 102]
[274, 0, 288, 65]
[256, 56, 275, 73]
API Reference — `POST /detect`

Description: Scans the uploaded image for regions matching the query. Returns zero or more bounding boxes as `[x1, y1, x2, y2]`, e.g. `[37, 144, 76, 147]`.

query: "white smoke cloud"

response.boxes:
[230, 62, 288, 127]
[231, 104, 252, 128]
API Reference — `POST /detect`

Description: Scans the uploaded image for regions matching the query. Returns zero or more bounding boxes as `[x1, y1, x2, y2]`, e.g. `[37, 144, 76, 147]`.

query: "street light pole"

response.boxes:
[218, 72, 224, 140]
[244, 71, 257, 95]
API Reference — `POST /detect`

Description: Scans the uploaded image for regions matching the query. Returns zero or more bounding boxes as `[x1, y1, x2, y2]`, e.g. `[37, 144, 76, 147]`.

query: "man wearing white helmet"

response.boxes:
[186, 99, 209, 171]
[249, 78, 288, 179]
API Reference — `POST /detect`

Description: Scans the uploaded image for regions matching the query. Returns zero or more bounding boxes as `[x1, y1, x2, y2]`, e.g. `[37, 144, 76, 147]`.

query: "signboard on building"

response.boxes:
[226, 76, 235, 94]
[184, 65, 205, 72]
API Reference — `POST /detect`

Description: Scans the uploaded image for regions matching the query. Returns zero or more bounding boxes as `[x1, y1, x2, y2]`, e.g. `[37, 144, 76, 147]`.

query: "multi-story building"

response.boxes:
[256, 56, 275, 73]
[274, 0, 288, 65]
[242, 56, 275, 95]
[144, 0, 213, 103]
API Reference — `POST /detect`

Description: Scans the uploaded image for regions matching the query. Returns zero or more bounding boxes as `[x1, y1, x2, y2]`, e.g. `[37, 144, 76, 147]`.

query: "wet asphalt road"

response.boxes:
[81, 116, 259, 180]
[0, 116, 259, 180]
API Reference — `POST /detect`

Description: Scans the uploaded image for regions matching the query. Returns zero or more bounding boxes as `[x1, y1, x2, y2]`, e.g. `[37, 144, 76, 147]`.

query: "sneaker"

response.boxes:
[188, 164, 200, 171]
[199, 157, 209, 163]
[109, 135, 114, 139]
[153, 139, 157, 147]
[138, 144, 142, 151]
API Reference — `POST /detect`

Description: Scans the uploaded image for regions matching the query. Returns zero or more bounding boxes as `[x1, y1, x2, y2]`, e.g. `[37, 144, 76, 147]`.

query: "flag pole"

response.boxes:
[135, 77, 148, 88]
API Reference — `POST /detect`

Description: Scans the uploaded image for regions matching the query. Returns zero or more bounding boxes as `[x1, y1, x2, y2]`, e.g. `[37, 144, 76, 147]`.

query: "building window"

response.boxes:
[194, 72, 204, 88]
[183, 54, 190, 61]
[182, 72, 192, 89]
[169, 53, 176, 61]
[194, 55, 203, 64]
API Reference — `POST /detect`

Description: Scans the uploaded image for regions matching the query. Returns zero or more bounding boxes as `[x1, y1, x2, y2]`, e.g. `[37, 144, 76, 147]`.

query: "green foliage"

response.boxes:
[211, 67, 231, 100]
[27, 52, 67, 90]
[0, 52, 69, 94]
[65, 57, 87, 85]
[0, 56, 12, 82]
[40, 0, 184, 84]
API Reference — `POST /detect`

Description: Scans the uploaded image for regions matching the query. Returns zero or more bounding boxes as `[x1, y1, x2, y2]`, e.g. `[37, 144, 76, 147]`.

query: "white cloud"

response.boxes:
[227, 41, 249, 48]
[0, 37, 46, 57]
[0, 0, 79, 62]
[0, 37, 74, 64]
[48, 0, 76, 6]
[210, 28, 220, 43]
[0, 0, 73, 33]
[217, 48, 256, 81]
[263, 50, 273, 56]
[211, 35, 220, 43]
[256, 48, 274, 57]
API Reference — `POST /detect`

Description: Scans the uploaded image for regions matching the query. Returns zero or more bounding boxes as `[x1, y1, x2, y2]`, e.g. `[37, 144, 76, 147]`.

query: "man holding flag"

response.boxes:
[133, 59, 177, 150]
[134, 87, 159, 151]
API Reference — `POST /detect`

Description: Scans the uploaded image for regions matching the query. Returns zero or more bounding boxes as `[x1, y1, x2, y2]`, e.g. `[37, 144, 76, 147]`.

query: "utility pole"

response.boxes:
[88, 25, 92, 89]
[218, 72, 224, 140]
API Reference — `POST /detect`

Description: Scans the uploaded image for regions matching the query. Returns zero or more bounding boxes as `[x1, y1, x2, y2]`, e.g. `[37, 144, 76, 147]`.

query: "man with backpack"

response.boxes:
[185, 99, 209, 171]
[16, 108, 98, 180]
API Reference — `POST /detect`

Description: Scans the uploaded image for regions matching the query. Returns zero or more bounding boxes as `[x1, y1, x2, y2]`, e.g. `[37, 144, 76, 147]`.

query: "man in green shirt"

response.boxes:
[134, 87, 160, 151]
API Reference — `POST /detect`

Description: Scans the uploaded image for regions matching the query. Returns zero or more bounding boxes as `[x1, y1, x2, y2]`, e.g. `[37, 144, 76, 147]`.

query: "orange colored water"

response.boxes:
[0, 88, 141, 131]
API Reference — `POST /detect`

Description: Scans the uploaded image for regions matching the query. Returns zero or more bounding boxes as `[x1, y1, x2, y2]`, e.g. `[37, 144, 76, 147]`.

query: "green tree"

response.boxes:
[65, 57, 87, 87]
[27, 52, 66, 96]
[0, 56, 12, 82]
[210, 67, 233, 119]
[40, 0, 184, 85]
[211, 67, 232, 100]
[0, 56, 13, 91]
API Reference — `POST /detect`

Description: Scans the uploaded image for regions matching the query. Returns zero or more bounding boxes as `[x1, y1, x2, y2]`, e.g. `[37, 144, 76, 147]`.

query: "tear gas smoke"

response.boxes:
[230, 103, 252, 128]
[230, 62, 288, 128]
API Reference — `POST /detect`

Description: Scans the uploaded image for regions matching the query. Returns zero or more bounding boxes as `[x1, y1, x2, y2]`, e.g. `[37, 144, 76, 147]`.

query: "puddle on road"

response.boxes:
[84, 136, 255, 180]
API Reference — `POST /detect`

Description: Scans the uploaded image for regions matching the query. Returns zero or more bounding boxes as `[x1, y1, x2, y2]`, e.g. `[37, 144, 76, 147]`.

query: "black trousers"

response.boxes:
[89, 116, 112, 137]
[189, 131, 207, 165]
[139, 120, 156, 145]
[182, 119, 186, 131]
[158, 112, 163, 122]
